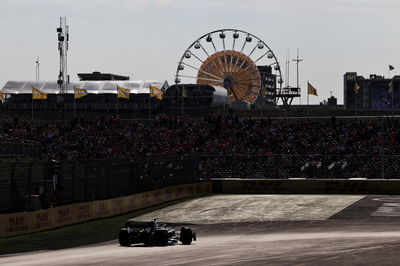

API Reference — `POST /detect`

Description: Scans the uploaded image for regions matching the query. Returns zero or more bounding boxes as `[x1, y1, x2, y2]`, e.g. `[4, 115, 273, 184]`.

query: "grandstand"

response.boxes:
[1, 114, 400, 212]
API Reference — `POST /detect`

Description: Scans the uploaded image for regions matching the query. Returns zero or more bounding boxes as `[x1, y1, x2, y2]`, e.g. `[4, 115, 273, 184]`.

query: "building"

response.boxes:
[77, 71, 129, 81]
[344, 72, 400, 110]
[327, 95, 337, 107]
[257, 65, 277, 106]
[164, 84, 229, 109]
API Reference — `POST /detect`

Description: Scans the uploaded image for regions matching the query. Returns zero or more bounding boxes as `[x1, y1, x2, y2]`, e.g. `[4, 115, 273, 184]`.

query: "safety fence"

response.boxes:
[3, 153, 400, 214]
[0, 155, 200, 213]
[200, 154, 400, 180]
[0, 182, 212, 238]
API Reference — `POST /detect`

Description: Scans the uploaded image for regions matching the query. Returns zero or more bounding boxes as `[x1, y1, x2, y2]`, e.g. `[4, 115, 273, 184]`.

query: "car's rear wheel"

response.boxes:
[180, 227, 193, 245]
[119, 229, 131, 247]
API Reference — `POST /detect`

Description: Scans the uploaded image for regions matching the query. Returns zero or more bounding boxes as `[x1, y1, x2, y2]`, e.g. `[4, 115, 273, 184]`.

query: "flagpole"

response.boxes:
[31, 97, 34, 122]
[354, 83, 356, 118]
[391, 79, 394, 117]
[389, 66, 394, 116]
[307, 81, 309, 117]
[392, 87, 394, 117]
[149, 97, 151, 120]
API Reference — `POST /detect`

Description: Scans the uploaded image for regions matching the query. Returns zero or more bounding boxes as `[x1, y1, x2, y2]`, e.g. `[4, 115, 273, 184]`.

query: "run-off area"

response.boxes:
[133, 194, 364, 224]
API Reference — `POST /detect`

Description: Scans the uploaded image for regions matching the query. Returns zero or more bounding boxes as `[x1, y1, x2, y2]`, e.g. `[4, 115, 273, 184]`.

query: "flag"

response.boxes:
[117, 86, 130, 99]
[32, 88, 47, 100]
[149, 85, 163, 100]
[74, 87, 88, 99]
[389, 65, 395, 71]
[388, 80, 393, 94]
[354, 82, 361, 94]
[307, 82, 318, 96]
[0, 91, 4, 101]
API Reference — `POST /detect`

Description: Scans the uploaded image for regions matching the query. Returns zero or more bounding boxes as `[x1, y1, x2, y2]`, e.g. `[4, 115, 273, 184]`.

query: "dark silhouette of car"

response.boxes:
[119, 219, 196, 246]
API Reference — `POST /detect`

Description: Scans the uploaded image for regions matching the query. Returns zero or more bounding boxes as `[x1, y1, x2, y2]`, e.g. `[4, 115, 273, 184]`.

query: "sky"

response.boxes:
[0, 0, 399, 104]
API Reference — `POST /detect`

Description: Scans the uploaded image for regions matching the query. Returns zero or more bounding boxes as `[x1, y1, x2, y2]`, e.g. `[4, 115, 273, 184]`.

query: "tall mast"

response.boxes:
[292, 48, 303, 104]
[57, 17, 69, 93]
[35, 56, 40, 81]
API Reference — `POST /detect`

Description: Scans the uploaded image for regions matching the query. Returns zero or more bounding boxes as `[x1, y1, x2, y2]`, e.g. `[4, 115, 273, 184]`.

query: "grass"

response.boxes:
[0, 196, 201, 255]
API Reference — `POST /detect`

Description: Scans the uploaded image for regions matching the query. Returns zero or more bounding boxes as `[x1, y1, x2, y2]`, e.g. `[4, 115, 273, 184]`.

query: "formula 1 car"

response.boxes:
[118, 219, 196, 246]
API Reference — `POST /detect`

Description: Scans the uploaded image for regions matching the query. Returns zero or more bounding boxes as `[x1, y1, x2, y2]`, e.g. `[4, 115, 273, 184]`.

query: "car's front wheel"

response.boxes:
[180, 227, 193, 245]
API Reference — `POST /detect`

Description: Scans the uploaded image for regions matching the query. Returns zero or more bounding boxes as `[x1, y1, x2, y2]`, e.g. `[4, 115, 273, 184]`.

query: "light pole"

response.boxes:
[292, 48, 303, 105]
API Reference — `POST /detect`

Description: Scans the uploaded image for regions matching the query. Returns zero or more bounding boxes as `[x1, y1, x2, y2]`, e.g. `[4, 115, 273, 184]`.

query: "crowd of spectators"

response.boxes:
[1, 114, 400, 161]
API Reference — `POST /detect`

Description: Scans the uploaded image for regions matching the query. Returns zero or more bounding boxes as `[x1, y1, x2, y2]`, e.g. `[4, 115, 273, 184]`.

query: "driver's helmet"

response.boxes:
[149, 219, 157, 230]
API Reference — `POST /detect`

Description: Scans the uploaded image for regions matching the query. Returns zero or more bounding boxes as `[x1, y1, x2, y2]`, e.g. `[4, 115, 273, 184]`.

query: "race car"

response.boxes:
[118, 219, 196, 246]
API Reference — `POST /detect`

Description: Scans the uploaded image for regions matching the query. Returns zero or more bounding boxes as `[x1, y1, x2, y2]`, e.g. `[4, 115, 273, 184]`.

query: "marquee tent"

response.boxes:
[0, 80, 169, 95]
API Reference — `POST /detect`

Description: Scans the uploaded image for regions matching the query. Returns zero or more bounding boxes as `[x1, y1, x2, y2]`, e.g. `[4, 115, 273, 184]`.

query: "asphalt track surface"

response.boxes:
[3, 194, 400, 266]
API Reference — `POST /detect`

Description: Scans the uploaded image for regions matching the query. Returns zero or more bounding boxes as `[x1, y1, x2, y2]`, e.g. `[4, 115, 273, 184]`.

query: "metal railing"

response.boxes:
[3, 153, 400, 213]
[200, 154, 400, 180]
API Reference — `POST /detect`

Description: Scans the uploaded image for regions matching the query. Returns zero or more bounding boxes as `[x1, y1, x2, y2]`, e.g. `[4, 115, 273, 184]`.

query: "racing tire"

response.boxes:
[119, 229, 131, 247]
[180, 227, 193, 245]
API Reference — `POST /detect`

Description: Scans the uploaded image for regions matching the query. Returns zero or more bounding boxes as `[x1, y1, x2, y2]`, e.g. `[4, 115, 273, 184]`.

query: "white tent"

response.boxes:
[0, 80, 169, 94]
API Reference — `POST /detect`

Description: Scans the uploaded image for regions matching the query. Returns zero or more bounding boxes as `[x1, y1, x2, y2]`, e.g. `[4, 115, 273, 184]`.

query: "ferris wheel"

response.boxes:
[175, 29, 282, 104]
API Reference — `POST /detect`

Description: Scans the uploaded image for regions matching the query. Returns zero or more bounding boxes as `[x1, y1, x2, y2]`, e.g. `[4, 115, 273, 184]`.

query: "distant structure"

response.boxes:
[344, 72, 400, 110]
[35, 56, 40, 81]
[292, 48, 303, 105]
[257, 65, 277, 106]
[77, 71, 129, 81]
[327, 95, 337, 107]
[174, 29, 290, 108]
[57, 17, 69, 93]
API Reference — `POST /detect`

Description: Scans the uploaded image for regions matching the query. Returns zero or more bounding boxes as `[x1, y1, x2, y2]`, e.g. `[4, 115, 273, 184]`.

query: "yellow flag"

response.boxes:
[0, 91, 4, 101]
[149, 85, 163, 100]
[307, 82, 318, 96]
[354, 82, 361, 94]
[74, 87, 88, 99]
[32, 88, 47, 100]
[117, 86, 130, 99]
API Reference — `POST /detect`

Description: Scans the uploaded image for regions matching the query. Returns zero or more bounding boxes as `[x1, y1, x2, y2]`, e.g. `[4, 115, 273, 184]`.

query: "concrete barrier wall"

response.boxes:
[0, 182, 212, 238]
[213, 179, 400, 195]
